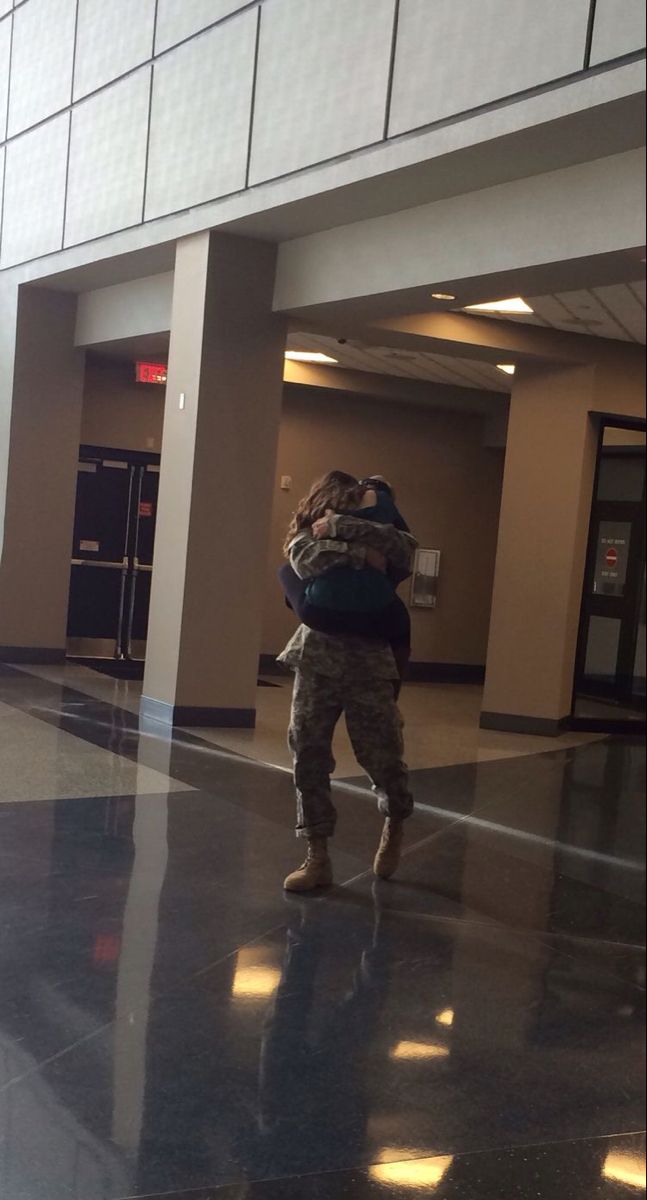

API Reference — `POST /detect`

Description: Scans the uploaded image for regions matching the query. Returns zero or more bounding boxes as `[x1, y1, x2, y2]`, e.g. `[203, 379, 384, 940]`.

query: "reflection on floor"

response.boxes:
[0, 696, 193, 803]
[20, 662, 601, 775]
[0, 662, 644, 1200]
[574, 693, 646, 723]
[192, 678, 603, 774]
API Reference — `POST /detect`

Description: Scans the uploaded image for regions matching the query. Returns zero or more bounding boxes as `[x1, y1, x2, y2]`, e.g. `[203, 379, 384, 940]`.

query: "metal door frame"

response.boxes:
[67, 445, 161, 661]
[571, 414, 646, 733]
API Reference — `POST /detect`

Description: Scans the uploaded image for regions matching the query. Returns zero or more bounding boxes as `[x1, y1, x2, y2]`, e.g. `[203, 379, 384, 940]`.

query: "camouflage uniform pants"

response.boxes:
[288, 669, 414, 839]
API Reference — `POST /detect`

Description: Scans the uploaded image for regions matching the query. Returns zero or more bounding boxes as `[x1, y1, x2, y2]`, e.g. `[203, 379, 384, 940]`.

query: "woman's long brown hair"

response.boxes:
[283, 471, 363, 556]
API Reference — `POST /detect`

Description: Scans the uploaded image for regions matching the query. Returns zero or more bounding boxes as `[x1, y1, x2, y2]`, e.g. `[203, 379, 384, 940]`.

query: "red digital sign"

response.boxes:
[136, 361, 167, 385]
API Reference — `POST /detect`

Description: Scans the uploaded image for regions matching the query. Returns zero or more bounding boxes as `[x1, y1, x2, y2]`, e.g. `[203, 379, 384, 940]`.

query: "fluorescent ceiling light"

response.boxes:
[496, 363, 516, 375]
[369, 1155, 454, 1188]
[390, 1040, 450, 1060]
[431, 292, 456, 301]
[603, 1150, 646, 1189]
[285, 351, 338, 364]
[465, 297, 534, 315]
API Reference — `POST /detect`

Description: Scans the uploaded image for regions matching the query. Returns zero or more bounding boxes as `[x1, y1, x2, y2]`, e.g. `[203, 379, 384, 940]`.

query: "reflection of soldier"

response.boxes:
[280, 492, 416, 893]
[253, 891, 391, 1178]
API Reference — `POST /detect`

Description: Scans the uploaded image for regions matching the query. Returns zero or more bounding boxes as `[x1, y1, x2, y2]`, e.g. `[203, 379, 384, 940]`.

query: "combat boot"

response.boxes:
[283, 838, 332, 892]
[373, 819, 404, 880]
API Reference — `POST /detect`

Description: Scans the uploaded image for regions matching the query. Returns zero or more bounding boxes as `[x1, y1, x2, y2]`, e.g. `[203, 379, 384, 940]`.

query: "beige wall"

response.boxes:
[0, 286, 85, 651]
[81, 355, 164, 453]
[483, 346, 646, 725]
[79, 362, 505, 667]
[143, 231, 287, 720]
[263, 386, 505, 665]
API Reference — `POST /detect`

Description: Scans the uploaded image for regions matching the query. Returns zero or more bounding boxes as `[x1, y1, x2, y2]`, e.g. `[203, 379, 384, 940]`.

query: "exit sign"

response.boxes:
[136, 362, 167, 385]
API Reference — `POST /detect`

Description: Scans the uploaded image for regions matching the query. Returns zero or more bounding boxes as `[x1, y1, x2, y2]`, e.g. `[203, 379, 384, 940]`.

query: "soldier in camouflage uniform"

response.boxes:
[279, 500, 417, 892]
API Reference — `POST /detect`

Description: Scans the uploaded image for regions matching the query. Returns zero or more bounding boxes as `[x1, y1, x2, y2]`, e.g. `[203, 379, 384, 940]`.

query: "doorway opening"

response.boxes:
[572, 417, 646, 733]
[66, 445, 160, 675]
[65, 347, 168, 675]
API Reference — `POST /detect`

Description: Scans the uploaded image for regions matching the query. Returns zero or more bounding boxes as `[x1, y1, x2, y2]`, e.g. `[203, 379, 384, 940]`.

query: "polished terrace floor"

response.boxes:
[0, 662, 645, 1200]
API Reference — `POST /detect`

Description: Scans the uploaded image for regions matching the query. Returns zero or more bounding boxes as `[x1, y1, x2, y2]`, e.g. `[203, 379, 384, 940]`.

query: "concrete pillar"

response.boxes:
[481, 363, 599, 734]
[141, 231, 286, 728]
[0, 284, 85, 661]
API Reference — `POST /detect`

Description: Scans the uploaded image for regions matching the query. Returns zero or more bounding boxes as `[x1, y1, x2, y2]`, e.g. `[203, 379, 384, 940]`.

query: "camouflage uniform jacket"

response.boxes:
[278, 515, 417, 681]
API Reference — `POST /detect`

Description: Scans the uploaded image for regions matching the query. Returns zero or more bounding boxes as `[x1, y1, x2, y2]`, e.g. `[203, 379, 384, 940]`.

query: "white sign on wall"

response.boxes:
[410, 548, 441, 608]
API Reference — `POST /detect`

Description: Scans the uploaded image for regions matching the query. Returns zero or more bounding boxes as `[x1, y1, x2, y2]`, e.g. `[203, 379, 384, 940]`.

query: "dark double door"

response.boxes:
[574, 425, 646, 725]
[67, 447, 160, 660]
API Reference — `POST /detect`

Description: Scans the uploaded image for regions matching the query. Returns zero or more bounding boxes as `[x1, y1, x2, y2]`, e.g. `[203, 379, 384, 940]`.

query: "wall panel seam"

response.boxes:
[383, 0, 401, 141]
[382, 50, 646, 143]
[244, 3, 262, 189]
[60, 109, 73, 257]
[0, 18, 643, 155]
[154, 0, 263, 59]
[60, 0, 80, 255]
[70, 0, 80, 105]
[584, 0, 599, 69]
[0, 142, 6, 260]
[0, 46, 645, 272]
[1, 43, 643, 157]
[141, 53, 156, 223]
[2, 6, 13, 141]
[0, 6, 14, 257]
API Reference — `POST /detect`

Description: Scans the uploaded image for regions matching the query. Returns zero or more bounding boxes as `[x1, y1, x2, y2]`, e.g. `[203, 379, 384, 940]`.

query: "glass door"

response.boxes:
[573, 422, 646, 727]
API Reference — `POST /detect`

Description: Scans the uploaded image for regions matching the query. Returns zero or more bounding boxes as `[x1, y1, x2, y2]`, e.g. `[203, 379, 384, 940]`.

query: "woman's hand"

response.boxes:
[312, 509, 336, 539]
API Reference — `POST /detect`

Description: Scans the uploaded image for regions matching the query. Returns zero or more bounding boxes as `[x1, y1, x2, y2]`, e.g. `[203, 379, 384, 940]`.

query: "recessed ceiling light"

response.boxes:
[465, 297, 534, 315]
[431, 292, 456, 301]
[497, 364, 516, 375]
[284, 351, 338, 365]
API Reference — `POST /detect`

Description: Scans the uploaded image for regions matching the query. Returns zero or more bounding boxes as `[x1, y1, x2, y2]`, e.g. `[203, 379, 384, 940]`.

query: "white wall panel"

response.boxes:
[1, 114, 69, 267]
[8, 0, 76, 137]
[73, 0, 156, 100]
[0, 3, 12, 21]
[389, 0, 591, 137]
[249, 0, 395, 185]
[146, 14, 256, 220]
[155, 0, 251, 54]
[75, 273, 174, 345]
[0, 14, 10, 138]
[64, 69, 151, 247]
[591, 0, 646, 65]
[0, 149, 4, 245]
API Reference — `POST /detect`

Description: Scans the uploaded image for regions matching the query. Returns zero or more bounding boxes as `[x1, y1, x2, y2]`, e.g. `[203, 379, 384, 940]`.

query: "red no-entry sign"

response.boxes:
[605, 547, 618, 568]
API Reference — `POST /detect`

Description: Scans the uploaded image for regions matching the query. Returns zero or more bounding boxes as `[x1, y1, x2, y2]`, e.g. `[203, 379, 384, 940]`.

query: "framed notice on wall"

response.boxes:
[410, 548, 441, 608]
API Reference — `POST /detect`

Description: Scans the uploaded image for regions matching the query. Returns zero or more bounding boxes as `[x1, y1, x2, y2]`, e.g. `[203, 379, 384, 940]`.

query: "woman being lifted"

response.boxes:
[278, 470, 417, 893]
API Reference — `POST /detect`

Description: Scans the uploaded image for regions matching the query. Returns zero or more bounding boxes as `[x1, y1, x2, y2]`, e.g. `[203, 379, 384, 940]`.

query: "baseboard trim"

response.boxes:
[0, 646, 66, 664]
[259, 654, 290, 677]
[140, 696, 256, 729]
[479, 710, 569, 737]
[569, 716, 645, 735]
[408, 661, 485, 684]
